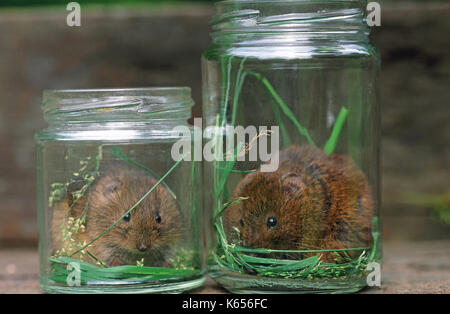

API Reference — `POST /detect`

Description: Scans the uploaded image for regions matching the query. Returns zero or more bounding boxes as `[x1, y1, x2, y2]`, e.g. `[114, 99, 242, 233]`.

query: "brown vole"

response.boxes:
[223, 145, 373, 262]
[52, 165, 182, 267]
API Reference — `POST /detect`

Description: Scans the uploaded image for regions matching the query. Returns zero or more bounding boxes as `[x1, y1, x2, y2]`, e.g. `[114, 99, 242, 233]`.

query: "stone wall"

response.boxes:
[372, 2, 450, 241]
[0, 2, 448, 246]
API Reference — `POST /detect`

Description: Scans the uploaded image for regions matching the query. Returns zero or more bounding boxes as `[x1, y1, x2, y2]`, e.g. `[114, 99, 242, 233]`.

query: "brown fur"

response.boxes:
[52, 165, 182, 267]
[223, 145, 373, 263]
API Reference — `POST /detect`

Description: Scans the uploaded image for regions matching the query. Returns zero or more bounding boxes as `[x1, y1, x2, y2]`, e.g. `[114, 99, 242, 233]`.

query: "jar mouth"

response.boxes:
[217, 0, 362, 4]
[211, 0, 368, 39]
[42, 87, 194, 123]
[43, 87, 191, 98]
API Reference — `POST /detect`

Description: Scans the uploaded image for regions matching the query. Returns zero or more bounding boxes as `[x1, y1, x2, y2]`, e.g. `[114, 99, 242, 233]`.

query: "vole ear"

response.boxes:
[66, 181, 88, 217]
[102, 178, 123, 198]
[281, 172, 304, 197]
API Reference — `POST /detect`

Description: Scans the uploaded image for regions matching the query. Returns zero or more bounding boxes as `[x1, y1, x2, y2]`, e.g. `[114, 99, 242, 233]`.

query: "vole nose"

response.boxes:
[137, 243, 149, 252]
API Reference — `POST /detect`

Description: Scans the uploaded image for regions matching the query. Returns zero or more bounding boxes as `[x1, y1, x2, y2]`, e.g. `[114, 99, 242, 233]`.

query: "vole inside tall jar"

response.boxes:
[202, 0, 381, 293]
[36, 88, 205, 294]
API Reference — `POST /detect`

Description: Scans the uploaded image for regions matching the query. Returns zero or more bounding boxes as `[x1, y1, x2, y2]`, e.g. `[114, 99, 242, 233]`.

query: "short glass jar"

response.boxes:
[202, 0, 381, 293]
[36, 88, 205, 293]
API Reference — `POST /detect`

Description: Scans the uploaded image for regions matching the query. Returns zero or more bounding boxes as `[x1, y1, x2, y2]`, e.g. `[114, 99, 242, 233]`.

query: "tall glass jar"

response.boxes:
[202, 0, 381, 293]
[36, 88, 205, 293]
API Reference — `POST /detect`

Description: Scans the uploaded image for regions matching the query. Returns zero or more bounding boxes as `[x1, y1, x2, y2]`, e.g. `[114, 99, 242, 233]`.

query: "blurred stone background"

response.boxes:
[0, 1, 448, 247]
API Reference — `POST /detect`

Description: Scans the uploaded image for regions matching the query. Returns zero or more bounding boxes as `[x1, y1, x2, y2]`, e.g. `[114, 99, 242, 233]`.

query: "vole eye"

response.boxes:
[240, 218, 245, 227]
[266, 217, 277, 228]
[123, 213, 131, 222]
[155, 214, 161, 224]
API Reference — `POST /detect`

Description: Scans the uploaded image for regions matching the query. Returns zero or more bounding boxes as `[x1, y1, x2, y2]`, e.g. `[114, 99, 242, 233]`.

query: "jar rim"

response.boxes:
[215, 0, 365, 11]
[211, 0, 368, 38]
[43, 87, 191, 101]
[217, 0, 363, 5]
[42, 87, 194, 124]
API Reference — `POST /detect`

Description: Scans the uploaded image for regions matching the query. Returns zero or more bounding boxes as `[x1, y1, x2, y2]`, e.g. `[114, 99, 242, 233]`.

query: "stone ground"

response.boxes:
[0, 240, 449, 294]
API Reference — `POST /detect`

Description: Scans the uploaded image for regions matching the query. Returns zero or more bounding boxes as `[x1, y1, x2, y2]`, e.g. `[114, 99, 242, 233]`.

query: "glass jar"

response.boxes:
[36, 88, 205, 293]
[202, 0, 381, 293]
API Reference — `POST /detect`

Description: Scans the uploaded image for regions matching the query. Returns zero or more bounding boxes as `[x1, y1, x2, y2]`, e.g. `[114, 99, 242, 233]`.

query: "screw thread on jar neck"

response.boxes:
[211, 0, 370, 44]
[42, 87, 194, 126]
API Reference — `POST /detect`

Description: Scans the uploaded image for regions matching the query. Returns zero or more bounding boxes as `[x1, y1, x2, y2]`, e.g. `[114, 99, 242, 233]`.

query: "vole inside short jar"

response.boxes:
[36, 88, 205, 294]
[203, 0, 381, 293]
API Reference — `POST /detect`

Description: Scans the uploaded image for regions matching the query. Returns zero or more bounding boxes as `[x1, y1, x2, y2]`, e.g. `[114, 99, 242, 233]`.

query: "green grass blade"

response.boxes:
[214, 197, 249, 222]
[270, 98, 291, 146]
[111, 146, 177, 199]
[49, 256, 200, 285]
[232, 245, 369, 254]
[214, 141, 244, 200]
[231, 58, 248, 126]
[219, 55, 234, 125]
[247, 71, 316, 147]
[324, 107, 349, 155]
[267, 256, 319, 272]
